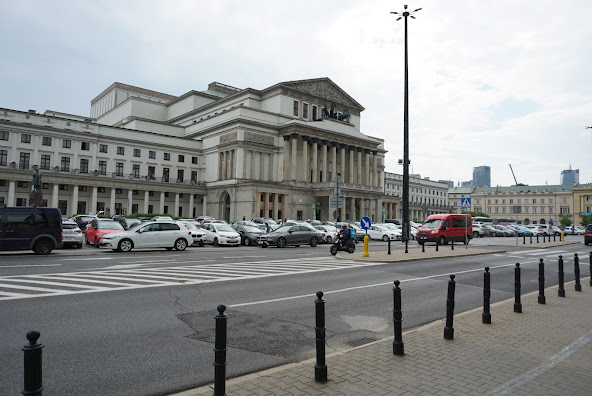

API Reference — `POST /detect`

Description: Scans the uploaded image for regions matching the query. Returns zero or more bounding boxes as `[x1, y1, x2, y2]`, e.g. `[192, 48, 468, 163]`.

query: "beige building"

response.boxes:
[384, 173, 450, 221]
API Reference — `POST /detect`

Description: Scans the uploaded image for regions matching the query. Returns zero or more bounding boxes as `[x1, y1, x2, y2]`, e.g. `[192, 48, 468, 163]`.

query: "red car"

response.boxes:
[85, 219, 125, 247]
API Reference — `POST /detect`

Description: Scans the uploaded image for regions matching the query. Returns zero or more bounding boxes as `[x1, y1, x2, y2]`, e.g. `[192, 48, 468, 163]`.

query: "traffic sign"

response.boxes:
[361, 216, 372, 230]
[461, 198, 471, 209]
[330, 197, 343, 208]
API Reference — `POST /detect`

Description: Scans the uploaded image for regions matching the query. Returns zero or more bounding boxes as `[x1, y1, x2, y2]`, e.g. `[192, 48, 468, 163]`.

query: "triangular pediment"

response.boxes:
[271, 78, 364, 111]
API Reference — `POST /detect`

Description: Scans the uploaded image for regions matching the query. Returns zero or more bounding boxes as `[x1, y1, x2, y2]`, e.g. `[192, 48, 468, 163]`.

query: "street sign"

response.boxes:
[361, 216, 372, 230]
[330, 197, 343, 208]
[461, 197, 471, 209]
[333, 175, 341, 197]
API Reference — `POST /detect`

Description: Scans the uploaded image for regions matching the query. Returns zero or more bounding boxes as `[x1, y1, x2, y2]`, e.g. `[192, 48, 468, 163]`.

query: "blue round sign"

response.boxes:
[361, 216, 372, 230]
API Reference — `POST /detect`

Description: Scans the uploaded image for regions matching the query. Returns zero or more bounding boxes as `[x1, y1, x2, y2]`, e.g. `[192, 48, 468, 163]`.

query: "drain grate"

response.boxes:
[343, 337, 377, 348]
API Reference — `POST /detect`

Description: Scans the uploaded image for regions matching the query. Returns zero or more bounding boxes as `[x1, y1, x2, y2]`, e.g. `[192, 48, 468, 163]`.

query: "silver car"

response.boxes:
[61, 220, 84, 249]
[258, 224, 322, 248]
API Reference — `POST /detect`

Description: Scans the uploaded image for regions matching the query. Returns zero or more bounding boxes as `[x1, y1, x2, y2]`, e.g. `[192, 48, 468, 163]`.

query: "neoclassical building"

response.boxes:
[1, 78, 400, 222]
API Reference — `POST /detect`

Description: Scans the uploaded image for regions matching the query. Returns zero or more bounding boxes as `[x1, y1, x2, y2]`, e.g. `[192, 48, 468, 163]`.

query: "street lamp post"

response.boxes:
[392, 5, 421, 253]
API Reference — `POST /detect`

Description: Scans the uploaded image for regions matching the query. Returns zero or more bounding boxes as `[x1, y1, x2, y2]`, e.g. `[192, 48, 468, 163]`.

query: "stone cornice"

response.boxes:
[91, 82, 177, 105]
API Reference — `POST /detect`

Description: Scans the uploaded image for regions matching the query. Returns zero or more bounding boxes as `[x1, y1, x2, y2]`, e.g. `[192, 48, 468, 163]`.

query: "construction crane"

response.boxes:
[509, 164, 518, 185]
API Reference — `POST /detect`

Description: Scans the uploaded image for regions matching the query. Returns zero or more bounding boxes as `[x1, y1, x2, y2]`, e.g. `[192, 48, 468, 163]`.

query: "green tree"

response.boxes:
[559, 215, 572, 227]
[581, 213, 592, 226]
[467, 211, 489, 218]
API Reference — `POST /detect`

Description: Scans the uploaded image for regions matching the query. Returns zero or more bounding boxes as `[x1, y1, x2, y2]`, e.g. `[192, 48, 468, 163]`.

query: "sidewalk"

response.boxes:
[174, 279, 592, 396]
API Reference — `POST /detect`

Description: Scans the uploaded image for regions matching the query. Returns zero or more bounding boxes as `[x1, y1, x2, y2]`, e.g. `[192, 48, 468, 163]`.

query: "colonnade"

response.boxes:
[218, 150, 236, 180]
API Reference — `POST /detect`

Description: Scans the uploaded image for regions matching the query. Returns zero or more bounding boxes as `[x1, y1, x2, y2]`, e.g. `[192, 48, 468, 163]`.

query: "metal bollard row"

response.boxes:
[22, 330, 44, 396]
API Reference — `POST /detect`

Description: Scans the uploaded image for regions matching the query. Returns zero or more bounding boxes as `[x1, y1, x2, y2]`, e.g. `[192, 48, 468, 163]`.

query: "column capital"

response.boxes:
[331, 142, 339, 148]
[356, 147, 363, 152]
[302, 136, 311, 142]
[348, 145, 355, 150]
[340, 143, 348, 149]
[372, 150, 378, 156]
[283, 135, 291, 141]
[321, 140, 329, 145]
[364, 149, 371, 154]
[290, 133, 299, 139]
[312, 138, 320, 144]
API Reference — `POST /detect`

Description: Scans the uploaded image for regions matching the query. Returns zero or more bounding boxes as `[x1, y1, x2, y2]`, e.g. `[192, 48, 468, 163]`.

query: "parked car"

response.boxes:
[375, 224, 404, 240]
[366, 225, 400, 241]
[252, 217, 277, 225]
[61, 220, 84, 249]
[507, 225, 533, 237]
[565, 226, 584, 235]
[314, 225, 339, 244]
[0, 207, 63, 254]
[524, 225, 543, 236]
[471, 224, 488, 238]
[257, 224, 322, 248]
[255, 223, 280, 232]
[99, 221, 193, 252]
[550, 226, 563, 236]
[176, 220, 206, 246]
[151, 216, 174, 221]
[585, 224, 592, 246]
[484, 225, 504, 237]
[232, 224, 265, 246]
[201, 223, 241, 246]
[416, 214, 472, 245]
[73, 214, 98, 231]
[85, 219, 125, 247]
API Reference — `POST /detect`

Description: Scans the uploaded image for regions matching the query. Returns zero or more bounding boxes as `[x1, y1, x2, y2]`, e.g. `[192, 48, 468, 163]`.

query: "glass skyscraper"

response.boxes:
[560, 168, 579, 185]
[473, 166, 491, 187]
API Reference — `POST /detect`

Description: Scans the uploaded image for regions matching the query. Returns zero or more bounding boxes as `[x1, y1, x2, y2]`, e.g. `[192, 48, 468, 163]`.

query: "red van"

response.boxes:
[416, 214, 472, 245]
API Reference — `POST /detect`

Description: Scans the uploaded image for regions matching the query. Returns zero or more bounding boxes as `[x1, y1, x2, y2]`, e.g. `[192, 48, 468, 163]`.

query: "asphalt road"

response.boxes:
[0, 236, 589, 396]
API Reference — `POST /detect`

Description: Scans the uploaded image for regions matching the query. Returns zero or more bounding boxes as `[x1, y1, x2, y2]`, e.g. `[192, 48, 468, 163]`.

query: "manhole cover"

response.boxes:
[343, 337, 377, 348]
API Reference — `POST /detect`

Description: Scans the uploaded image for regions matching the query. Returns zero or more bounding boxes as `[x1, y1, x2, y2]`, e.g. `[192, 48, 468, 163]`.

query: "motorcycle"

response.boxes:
[330, 237, 356, 255]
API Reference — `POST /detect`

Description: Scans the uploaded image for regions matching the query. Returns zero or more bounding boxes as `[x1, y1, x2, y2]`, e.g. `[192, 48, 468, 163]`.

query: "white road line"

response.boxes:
[0, 279, 107, 290]
[0, 264, 62, 268]
[62, 257, 114, 261]
[525, 249, 566, 256]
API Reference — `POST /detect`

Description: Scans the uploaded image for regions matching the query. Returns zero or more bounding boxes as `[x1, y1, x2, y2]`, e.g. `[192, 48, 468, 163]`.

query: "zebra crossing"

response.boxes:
[0, 257, 371, 301]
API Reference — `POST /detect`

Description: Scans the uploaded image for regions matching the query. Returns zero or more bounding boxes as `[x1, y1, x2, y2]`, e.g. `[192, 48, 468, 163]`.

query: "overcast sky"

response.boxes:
[2, 0, 591, 187]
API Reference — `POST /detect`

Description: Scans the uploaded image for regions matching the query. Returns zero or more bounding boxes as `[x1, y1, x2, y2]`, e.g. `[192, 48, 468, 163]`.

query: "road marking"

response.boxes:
[0, 264, 62, 269]
[484, 330, 592, 396]
[62, 257, 114, 261]
[525, 249, 566, 256]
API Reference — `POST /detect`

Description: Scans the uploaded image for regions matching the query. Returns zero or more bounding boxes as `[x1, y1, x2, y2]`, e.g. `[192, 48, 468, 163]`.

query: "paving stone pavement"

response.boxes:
[173, 278, 592, 396]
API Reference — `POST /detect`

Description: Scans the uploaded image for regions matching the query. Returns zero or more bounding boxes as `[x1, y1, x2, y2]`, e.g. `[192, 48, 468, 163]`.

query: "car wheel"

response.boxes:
[174, 238, 188, 251]
[118, 239, 133, 252]
[382, 235, 389, 242]
[330, 245, 338, 255]
[491, 232, 497, 237]
[213, 238, 219, 247]
[347, 245, 355, 254]
[245, 238, 252, 246]
[473, 231, 479, 238]
[310, 237, 318, 247]
[277, 237, 287, 248]
[198, 242, 205, 247]
[439, 236, 446, 246]
[77, 244, 82, 249]
[326, 236, 332, 244]
[33, 239, 53, 255]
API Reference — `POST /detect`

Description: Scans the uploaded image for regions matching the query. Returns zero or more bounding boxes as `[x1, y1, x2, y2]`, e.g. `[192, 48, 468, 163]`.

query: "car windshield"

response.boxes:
[181, 222, 197, 229]
[98, 221, 124, 230]
[215, 225, 235, 232]
[421, 219, 443, 229]
[127, 223, 145, 232]
[324, 225, 337, 232]
[243, 225, 263, 233]
[271, 225, 292, 233]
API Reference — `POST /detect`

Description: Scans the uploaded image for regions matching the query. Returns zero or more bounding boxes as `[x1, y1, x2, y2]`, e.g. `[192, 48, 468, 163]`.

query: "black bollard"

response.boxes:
[530, 234, 532, 244]
[388, 239, 391, 255]
[444, 275, 456, 340]
[553, 233, 556, 242]
[314, 291, 327, 383]
[22, 330, 44, 396]
[482, 267, 491, 324]
[451, 238, 454, 250]
[392, 281, 404, 355]
[536, 234, 539, 243]
[574, 254, 582, 292]
[436, 239, 439, 252]
[405, 240, 408, 254]
[421, 243, 425, 253]
[558, 255, 565, 297]
[514, 263, 522, 313]
[538, 258, 546, 304]
[213, 305, 227, 396]
[523, 235, 525, 245]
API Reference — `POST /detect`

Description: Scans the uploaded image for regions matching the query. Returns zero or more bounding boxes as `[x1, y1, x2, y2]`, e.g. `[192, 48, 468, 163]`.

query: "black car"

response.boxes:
[232, 224, 264, 246]
[0, 207, 63, 254]
[585, 224, 592, 246]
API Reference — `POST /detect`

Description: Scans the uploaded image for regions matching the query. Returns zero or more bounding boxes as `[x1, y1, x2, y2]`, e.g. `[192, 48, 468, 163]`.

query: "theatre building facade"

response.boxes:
[1, 78, 397, 222]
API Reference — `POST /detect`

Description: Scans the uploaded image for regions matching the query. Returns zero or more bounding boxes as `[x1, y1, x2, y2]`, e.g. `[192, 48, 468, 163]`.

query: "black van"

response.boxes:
[0, 207, 63, 254]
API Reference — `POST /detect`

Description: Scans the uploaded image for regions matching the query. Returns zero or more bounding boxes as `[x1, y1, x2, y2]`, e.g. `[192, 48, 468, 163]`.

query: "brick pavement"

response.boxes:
[173, 278, 592, 396]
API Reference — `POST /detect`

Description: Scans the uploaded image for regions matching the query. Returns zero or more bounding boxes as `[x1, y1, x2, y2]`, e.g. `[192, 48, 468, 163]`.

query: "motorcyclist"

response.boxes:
[339, 224, 350, 247]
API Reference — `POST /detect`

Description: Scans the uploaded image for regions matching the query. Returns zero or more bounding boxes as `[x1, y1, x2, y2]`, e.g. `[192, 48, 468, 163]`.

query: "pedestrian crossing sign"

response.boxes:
[461, 198, 471, 209]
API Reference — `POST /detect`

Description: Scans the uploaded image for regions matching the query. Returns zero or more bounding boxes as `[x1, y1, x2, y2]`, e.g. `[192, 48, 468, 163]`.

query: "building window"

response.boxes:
[532, 198, 536, 204]
[0, 149, 7, 166]
[177, 169, 184, 182]
[133, 149, 141, 157]
[99, 160, 107, 175]
[149, 191, 154, 196]
[549, 206, 553, 213]
[293, 100, 299, 117]
[312, 105, 317, 120]
[59, 184, 69, 191]
[178, 155, 184, 162]
[18, 181, 28, 188]
[192, 156, 198, 164]
[549, 198, 553, 204]
[0, 131, 8, 140]
[98, 187, 106, 193]
[117, 146, 125, 155]
[163, 167, 170, 181]
[191, 171, 198, 181]
[149, 151, 156, 159]
[21, 134, 31, 143]
[561, 207, 570, 215]
[16, 198, 27, 206]
[99, 144, 108, 153]
[19, 152, 30, 169]
[132, 189, 139, 195]
[40, 154, 51, 170]
[303, 103, 309, 119]
[148, 166, 155, 180]
[562, 198, 568, 204]
[42, 136, 52, 146]
[518, 199, 521, 204]
[116, 162, 124, 176]
[533, 207, 537, 213]
[541, 207, 545, 213]
[80, 159, 89, 174]
[61, 157, 70, 172]
[148, 204, 153, 213]
[164, 153, 170, 161]
[133, 164, 140, 178]
[81, 141, 90, 150]
[541, 199, 545, 204]
[62, 139, 71, 148]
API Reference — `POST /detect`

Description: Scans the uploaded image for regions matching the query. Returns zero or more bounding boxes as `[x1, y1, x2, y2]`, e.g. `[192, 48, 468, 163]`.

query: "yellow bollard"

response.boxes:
[363, 234, 370, 257]
[561, 231, 564, 241]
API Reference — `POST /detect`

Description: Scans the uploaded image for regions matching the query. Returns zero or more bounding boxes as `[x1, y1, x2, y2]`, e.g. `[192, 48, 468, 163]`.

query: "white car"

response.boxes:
[99, 221, 193, 252]
[366, 225, 401, 241]
[176, 221, 206, 246]
[314, 225, 339, 243]
[61, 220, 84, 249]
[201, 223, 241, 246]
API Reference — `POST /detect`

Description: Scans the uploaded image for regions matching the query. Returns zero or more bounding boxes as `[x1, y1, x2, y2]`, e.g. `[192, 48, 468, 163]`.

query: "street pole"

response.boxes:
[392, 5, 421, 253]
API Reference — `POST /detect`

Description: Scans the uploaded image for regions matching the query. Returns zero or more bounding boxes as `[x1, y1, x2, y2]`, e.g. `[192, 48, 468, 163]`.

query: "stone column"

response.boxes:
[312, 139, 318, 183]
[159, 191, 165, 214]
[365, 150, 371, 186]
[246, 150, 253, 179]
[71, 185, 79, 216]
[51, 184, 59, 208]
[230, 150, 235, 179]
[340, 144, 346, 182]
[321, 140, 328, 183]
[357, 148, 362, 185]
[283, 136, 290, 181]
[263, 153, 270, 181]
[264, 192, 270, 218]
[373, 151, 379, 187]
[350, 197, 356, 221]
[254, 152, 261, 180]
[340, 200, 346, 222]
[348, 146, 354, 184]
[7, 181, 16, 206]
[174, 193, 180, 217]
[144, 190, 150, 213]
[331, 143, 337, 181]
[369, 199, 375, 222]
[273, 193, 279, 220]
[291, 134, 298, 181]
[255, 192, 261, 217]
[221, 151, 227, 180]
[91, 187, 98, 215]
[202, 195, 207, 216]
[302, 137, 309, 182]
[110, 188, 116, 217]
[127, 189, 133, 215]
